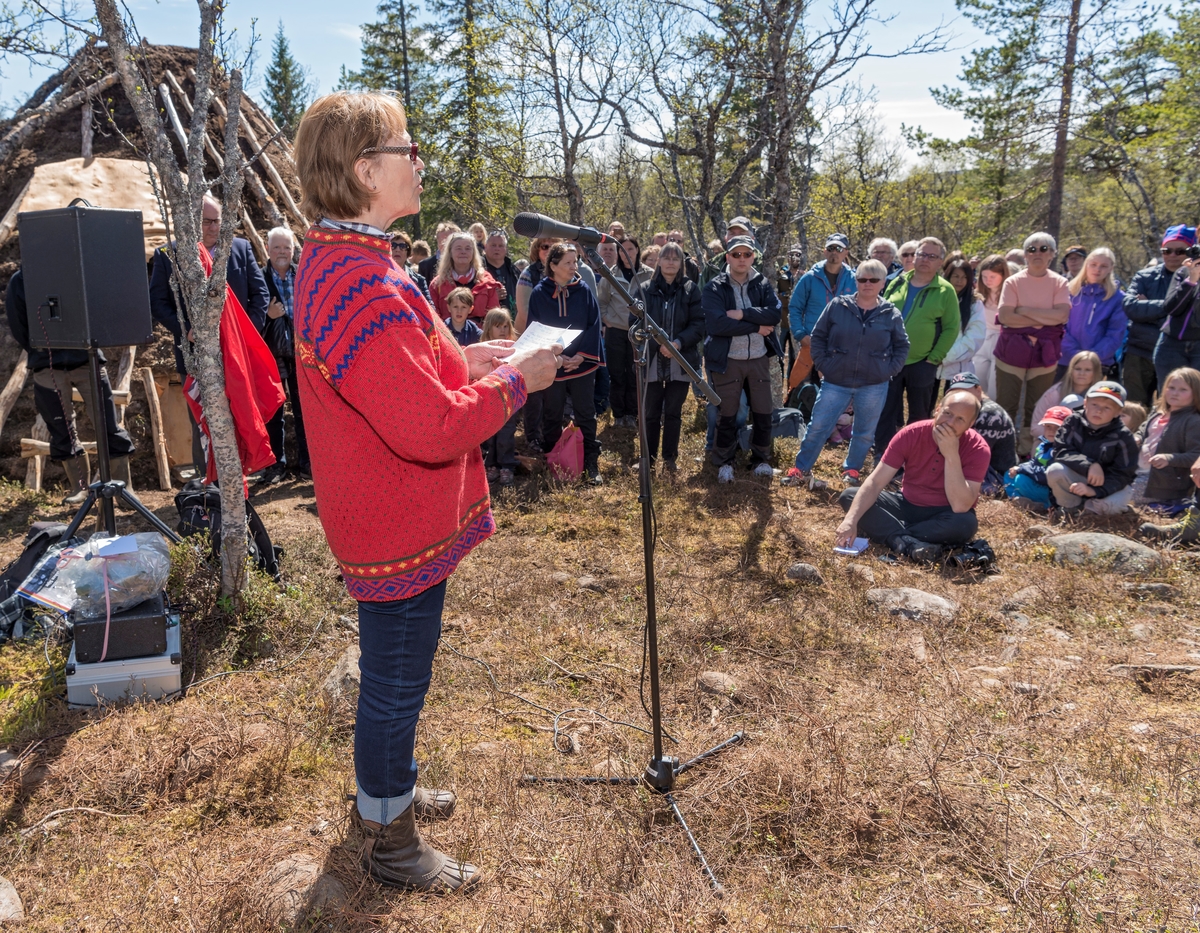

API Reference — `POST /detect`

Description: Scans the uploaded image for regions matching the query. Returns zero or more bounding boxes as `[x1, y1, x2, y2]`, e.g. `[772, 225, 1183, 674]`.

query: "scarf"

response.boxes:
[451, 268, 477, 286]
[551, 274, 581, 317]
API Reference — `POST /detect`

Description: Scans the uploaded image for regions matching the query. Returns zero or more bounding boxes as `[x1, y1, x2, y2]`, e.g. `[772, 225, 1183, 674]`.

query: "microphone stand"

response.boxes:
[520, 246, 745, 898]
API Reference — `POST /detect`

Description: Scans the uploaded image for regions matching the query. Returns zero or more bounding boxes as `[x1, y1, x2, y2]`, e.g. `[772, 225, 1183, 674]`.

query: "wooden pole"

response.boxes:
[112, 345, 137, 427]
[0, 177, 33, 249]
[0, 350, 27, 439]
[25, 415, 48, 491]
[139, 366, 172, 491]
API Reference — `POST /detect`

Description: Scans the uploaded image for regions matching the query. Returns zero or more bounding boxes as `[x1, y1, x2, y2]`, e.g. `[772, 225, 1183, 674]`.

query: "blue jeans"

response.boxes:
[355, 580, 446, 825]
[793, 381, 889, 473]
[1153, 335, 1200, 388]
[1005, 471, 1052, 507]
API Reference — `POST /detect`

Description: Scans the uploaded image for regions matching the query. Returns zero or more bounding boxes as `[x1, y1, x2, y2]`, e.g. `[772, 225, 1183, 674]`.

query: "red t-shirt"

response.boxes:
[882, 420, 991, 508]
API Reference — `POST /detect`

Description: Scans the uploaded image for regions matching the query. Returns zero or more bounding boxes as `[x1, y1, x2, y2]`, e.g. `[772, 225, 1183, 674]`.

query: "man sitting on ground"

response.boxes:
[835, 390, 990, 562]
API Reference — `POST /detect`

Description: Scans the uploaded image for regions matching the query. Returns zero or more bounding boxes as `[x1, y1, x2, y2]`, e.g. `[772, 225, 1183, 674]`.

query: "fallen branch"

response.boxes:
[19, 806, 133, 838]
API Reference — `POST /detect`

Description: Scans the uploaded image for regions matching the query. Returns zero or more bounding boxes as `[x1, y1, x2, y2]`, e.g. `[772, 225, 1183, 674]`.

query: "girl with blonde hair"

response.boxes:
[1060, 246, 1127, 372]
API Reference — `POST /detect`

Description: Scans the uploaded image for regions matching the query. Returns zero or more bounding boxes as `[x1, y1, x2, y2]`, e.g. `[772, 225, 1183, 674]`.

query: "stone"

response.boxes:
[335, 614, 357, 633]
[786, 562, 825, 584]
[549, 572, 572, 585]
[258, 855, 346, 930]
[697, 671, 742, 697]
[1044, 627, 1072, 641]
[0, 876, 22, 921]
[322, 645, 361, 701]
[970, 666, 1010, 676]
[1024, 524, 1055, 538]
[1010, 682, 1040, 696]
[999, 644, 1020, 663]
[1003, 611, 1032, 631]
[1129, 623, 1153, 641]
[866, 587, 958, 622]
[1003, 586, 1043, 611]
[1108, 663, 1199, 677]
[1131, 723, 1152, 735]
[1044, 533, 1165, 575]
[847, 563, 876, 585]
[910, 633, 928, 663]
[577, 575, 605, 592]
[0, 752, 17, 781]
[1123, 582, 1179, 600]
[979, 678, 1005, 691]
[467, 741, 509, 757]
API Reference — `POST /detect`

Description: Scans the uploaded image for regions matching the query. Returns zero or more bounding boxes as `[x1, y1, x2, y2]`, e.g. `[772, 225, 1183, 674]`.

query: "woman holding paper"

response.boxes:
[527, 242, 606, 484]
[291, 91, 559, 893]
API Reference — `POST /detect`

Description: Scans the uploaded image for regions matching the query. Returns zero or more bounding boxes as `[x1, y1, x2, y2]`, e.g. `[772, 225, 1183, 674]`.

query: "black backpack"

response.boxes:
[174, 479, 282, 581]
[0, 522, 72, 639]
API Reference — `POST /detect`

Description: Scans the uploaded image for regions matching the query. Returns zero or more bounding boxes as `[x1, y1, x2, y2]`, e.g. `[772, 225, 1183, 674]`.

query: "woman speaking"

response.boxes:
[292, 92, 558, 892]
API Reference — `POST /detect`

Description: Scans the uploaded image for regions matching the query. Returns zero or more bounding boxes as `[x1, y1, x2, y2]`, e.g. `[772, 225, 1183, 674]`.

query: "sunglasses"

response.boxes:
[1025, 244, 1052, 253]
[825, 244, 845, 252]
[1162, 247, 1191, 256]
[856, 277, 882, 284]
[900, 252, 915, 259]
[360, 142, 420, 161]
[392, 243, 410, 252]
[728, 251, 754, 260]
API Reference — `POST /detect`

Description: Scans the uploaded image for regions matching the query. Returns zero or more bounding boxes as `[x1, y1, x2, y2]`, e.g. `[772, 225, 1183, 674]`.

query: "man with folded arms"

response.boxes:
[836, 390, 989, 562]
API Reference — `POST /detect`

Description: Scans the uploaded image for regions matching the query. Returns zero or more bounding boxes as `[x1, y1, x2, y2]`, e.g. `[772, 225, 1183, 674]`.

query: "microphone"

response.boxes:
[513, 212, 616, 247]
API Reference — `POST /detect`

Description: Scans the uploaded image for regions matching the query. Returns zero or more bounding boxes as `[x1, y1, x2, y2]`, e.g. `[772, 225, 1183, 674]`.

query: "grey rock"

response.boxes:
[1044, 533, 1165, 575]
[999, 644, 1020, 664]
[322, 645, 361, 701]
[549, 572, 572, 585]
[979, 677, 1005, 690]
[1044, 627, 1072, 642]
[1129, 623, 1154, 641]
[0, 876, 22, 921]
[1003, 586, 1043, 611]
[1024, 524, 1055, 538]
[786, 562, 825, 584]
[1123, 582, 1179, 600]
[847, 563, 876, 585]
[1108, 663, 1199, 677]
[1003, 611, 1032, 631]
[867, 587, 958, 622]
[467, 741, 509, 757]
[336, 614, 357, 633]
[697, 671, 742, 697]
[0, 752, 17, 782]
[577, 575, 605, 592]
[1010, 681, 1041, 696]
[258, 855, 346, 929]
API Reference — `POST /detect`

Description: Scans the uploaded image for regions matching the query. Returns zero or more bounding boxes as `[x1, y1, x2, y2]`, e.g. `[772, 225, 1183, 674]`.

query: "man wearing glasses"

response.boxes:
[701, 216, 759, 285]
[787, 234, 857, 345]
[875, 237, 960, 455]
[1123, 224, 1195, 405]
[483, 230, 518, 315]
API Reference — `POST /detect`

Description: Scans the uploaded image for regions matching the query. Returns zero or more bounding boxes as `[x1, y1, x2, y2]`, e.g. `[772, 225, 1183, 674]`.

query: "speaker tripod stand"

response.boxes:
[520, 246, 744, 897]
[60, 348, 181, 545]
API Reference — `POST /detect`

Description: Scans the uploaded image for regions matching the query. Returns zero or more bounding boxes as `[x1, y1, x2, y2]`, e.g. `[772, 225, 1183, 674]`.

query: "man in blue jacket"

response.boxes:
[703, 236, 783, 483]
[787, 234, 857, 342]
[1123, 224, 1195, 405]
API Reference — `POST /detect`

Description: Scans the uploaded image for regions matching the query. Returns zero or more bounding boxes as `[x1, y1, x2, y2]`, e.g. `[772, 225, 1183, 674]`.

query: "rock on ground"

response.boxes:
[1002, 585, 1043, 611]
[1123, 582, 1179, 600]
[846, 563, 876, 585]
[0, 876, 22, 921]
[322, 645, 361, 702]
[258, 856, 346, 930]
[697, 671, 742, 697]
[785, 562, 825, 584]
[867, 587, 958, 622]
[1044, 533, 1164, 575]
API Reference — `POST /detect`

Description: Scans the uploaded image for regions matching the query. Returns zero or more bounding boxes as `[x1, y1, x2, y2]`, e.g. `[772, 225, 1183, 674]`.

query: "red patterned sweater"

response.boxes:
[295, 226, 527, 601]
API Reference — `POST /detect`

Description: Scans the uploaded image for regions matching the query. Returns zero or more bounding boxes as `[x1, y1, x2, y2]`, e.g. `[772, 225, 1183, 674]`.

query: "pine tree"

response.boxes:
[264, 23, 315, 139]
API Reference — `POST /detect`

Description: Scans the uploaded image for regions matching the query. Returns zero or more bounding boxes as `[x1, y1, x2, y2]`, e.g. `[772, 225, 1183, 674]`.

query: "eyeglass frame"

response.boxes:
[914, 251, 943, 261]
[360, 142, 420, 162]
[727, 250, 755, 260]
[1025, 244, 1053, 254]
[1162, 247, 1190, 256]
[856, 277, 882, 284]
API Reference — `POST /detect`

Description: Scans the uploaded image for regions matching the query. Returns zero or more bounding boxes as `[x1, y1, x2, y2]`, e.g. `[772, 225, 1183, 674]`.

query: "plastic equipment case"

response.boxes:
[65, 623, 181, 706]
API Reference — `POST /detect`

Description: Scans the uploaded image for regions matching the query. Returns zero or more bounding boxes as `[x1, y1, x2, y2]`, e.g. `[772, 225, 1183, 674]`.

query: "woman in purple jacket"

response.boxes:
[1060, 247, 1126, 379]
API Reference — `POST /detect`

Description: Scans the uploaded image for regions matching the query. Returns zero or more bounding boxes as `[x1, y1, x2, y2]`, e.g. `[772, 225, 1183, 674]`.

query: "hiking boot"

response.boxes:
[498, 468, 515, 487]
[890, 534, 944, 563]
[663, 459, 677, 474]
[752, 462, 774, 478]
[109, 455, 133, 492]
[486, 466, 500, 483]
[413, 787, 457, 821]
[1137, 508, 1200, 545]
[781, 467, 806, 487]
[585, 463, 604, 485]
[808, 472, 828, 492]
[61, 453, 90, 506]
[840, 469, 861, 487]
[717, 465, 735, 484]
[356, 804, 479, 892]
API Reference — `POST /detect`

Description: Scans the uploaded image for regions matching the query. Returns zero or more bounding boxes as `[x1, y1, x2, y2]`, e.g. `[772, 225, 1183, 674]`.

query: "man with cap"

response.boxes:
[787, 234, 857, 346]
[1061, 245, 1088, 279]
[702, 234, 783, 482]
[701, 216, 759, 285]
[944, 372, 1017, 494]
[875, 236, 961, 454]
[1045, 381, 1139, 517]
[836, 389, 991, 562]
[1153, 226, 1200, 388]
[1124, 224, 1195, 405]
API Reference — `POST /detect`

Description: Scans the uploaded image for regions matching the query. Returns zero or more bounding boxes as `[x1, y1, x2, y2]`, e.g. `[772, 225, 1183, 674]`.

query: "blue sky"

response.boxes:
[0, 0, 988, 147]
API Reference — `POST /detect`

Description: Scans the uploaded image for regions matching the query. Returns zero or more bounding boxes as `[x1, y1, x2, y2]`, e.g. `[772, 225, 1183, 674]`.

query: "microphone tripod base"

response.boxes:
[519, 731, 745, 897]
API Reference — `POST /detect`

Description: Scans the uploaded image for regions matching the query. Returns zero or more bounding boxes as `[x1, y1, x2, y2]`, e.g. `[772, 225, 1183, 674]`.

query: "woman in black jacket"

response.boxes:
[1153, 258, 1200, 387]
[639, 242, 705, 471]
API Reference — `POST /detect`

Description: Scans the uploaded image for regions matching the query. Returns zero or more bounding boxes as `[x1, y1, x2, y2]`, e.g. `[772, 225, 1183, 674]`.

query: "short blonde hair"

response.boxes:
[294, 92, 408, 221]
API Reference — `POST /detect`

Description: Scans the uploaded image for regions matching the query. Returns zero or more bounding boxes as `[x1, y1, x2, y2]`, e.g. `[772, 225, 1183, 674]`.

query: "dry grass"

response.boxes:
[0, 398, 1197, 931]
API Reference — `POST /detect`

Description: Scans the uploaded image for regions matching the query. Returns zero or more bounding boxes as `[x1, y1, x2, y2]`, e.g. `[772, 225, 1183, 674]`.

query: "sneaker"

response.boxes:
[486, 466, 500, 483]
[753, 462, 773, 477]
[258, 464, 287, 486]
[781, 467, 806, 487]
[499, 468, 515, 486]
[294, 464, 312, 481]
[586, 468, 604, 486]
[718, 465, 735, 484]
[527, 439, 544, 455]
[840, 469, 861, 487]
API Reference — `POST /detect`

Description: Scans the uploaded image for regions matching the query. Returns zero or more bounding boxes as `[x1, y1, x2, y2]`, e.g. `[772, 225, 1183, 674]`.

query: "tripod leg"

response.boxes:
[117, 488, 183, 543]
[664, 792, 724, 899]
[674, 731, 746, 777]
[62, 491, 99, 539]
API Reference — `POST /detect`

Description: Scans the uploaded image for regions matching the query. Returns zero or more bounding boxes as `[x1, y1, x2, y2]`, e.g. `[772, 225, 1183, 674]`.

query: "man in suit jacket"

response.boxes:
[260, 226, 308, 483]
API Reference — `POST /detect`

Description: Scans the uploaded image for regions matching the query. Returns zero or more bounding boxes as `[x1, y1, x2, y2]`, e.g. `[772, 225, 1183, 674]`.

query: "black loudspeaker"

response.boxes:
[18, 205, 154, 349]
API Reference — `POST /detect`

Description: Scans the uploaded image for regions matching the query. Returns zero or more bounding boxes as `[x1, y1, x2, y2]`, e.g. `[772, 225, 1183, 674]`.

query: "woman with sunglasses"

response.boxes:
[782, 259, 909, 488]
[292, 92, 560, 893]
[994, 231, 1072, 454]
[389, 231, 431, 303]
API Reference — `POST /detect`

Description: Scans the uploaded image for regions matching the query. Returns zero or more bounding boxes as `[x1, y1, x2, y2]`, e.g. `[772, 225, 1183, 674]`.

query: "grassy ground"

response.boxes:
[0, 398, 1197, 931]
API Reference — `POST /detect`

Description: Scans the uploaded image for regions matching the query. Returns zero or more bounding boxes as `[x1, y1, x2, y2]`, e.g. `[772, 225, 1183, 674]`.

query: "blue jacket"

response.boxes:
[788, 261, 857, 340]
[1123, 263, 1176, 357]
[1062, 283, 1127, 366]
[527, 274, 604, 381]
[702, 269, 782, 374]
[809, 294, 909, 388]
[149, 237, 269, 375]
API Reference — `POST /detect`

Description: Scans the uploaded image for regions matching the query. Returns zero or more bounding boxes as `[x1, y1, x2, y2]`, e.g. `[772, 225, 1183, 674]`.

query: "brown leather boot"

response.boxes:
[357, 804, 479, 892]
[413, 786, 456, 821]
[109, 455, 133, 492]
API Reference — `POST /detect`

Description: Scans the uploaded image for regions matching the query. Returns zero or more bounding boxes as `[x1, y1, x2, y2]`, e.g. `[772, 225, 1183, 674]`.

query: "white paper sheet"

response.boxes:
[513, 320, 582, 353]
[96, 535, 140, 557]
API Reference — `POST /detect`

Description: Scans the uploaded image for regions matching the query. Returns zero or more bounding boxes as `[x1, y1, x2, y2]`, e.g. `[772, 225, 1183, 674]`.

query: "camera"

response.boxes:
[1189, 245, 1200, 260]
